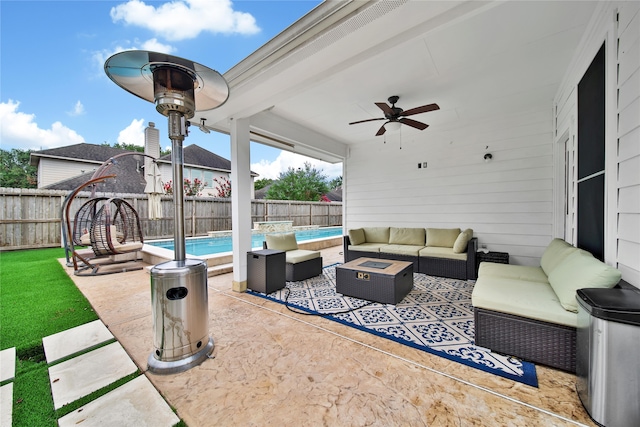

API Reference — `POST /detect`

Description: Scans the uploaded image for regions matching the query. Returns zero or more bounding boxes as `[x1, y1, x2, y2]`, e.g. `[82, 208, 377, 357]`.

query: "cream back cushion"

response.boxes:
[426, 228, 461, 248]
[362, 227, 390, 244]
[540, 238, 576, 276]
[453, 228, 473, 253]
[389, 227, 426, 246]
[548, 250, 621, 312]
[265, 233, 298, 251]
[348, 228, 366, 245]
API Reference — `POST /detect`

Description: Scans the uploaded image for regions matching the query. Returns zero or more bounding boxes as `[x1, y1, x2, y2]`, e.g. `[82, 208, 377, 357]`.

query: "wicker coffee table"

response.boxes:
[336, 257, 413, 304]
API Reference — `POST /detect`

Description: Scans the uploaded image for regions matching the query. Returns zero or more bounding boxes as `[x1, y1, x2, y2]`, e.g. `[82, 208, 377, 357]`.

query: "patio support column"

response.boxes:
[230, 117, 252, 292]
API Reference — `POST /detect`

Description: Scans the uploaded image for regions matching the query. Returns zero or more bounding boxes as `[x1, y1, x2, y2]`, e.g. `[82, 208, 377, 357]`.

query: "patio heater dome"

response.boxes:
[104, 50, 229, 118]
[105, 50, 229, 375]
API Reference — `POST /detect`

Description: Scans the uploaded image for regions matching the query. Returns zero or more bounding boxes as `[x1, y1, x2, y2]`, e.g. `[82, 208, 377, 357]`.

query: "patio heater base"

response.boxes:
[147, 337, 214, 375]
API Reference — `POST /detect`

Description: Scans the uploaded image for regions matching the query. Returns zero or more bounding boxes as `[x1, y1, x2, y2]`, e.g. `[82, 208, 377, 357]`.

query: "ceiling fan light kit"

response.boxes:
[349, 95, 439, 136]
[386, 121, 402, 132]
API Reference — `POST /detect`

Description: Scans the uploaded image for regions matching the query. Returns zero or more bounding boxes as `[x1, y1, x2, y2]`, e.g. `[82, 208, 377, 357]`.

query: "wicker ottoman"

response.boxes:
[336, 258, 413, 304]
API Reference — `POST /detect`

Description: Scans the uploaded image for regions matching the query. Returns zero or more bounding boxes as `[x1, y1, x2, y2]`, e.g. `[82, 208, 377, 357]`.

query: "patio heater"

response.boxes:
[104, 51, 229, 374]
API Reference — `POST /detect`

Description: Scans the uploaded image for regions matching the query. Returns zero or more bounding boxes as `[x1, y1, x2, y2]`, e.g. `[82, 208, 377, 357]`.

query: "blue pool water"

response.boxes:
[147, 226, 342, 256]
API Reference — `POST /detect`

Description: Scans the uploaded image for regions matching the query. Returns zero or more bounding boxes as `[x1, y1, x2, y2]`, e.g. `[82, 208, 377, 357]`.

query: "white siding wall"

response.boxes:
[554, 1, 640, 286]
[616, 1, 640, 286]
[38, 158, 101, 188]
[345, 106, 554, 266]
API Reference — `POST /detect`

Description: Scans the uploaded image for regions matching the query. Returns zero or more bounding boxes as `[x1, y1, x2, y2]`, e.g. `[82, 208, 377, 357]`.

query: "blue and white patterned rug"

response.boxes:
[249, 264, 538, 387]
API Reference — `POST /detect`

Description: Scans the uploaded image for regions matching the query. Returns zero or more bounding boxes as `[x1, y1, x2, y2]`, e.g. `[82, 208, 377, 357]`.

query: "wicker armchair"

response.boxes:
[263, 233, 323, 281]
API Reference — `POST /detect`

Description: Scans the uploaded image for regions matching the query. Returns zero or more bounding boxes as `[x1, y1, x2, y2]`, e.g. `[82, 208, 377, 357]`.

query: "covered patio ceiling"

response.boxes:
[199, 0, 598, 163]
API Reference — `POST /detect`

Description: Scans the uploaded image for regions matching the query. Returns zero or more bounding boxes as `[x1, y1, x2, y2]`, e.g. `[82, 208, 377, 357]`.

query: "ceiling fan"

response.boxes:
[349, 95, 439, 136]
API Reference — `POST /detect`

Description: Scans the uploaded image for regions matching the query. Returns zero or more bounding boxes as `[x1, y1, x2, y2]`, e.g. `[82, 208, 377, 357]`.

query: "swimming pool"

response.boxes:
[147, 226, 343, 256]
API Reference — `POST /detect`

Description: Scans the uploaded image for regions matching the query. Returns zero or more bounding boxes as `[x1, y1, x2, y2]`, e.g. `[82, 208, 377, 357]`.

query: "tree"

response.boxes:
[329, 176, 342, 189]
[266, 162, 330, 201]
[0, 148, 37, 188]
[254, 178, 273, 191]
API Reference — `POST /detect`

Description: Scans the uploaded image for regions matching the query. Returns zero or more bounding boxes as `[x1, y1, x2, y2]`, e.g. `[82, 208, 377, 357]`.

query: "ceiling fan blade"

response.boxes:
[400, 103, 440, 117]
[375, 102, 393, 115]
[348, 117, 385, 125]
[375, 123, 388, 136]
[399, 117, 428, 130]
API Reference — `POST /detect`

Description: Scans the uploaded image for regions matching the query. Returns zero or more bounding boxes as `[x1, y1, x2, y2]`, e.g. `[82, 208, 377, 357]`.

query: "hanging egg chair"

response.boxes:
[72, 197, 109, 247]
[90, 198, 144, 257]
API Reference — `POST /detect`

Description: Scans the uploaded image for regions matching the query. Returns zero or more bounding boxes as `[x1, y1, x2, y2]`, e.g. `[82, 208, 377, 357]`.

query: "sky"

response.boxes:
[0, 0, 342, 180]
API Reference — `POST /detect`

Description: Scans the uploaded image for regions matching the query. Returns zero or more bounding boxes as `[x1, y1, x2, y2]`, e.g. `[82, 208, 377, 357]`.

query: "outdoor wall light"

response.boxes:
[484, 153, 493, 162]
[198, 118, 210, 134]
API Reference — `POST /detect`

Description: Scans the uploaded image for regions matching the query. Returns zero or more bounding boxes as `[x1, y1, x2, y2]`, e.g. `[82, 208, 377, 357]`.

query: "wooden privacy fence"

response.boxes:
[0, 188, 342, 250]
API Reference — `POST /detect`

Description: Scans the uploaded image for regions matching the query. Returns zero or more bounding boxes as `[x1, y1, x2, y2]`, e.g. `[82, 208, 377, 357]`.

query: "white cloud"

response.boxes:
[110, 0, 260, 41]
[140, 38, 176, 54]
[0, 100, 85, 150]
[251, 151, 342, 180]
[117, 118, 146, 146]
[67, 100, 85, 116]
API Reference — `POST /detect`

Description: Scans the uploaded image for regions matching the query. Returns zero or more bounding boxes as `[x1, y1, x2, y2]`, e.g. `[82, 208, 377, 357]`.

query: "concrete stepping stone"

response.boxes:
[48, 342, 137, 409]
[57, 375, 179, 427]
[43, 320, 114, 364]
[1, 383, 13, 427]
[0, 347, 16, 382]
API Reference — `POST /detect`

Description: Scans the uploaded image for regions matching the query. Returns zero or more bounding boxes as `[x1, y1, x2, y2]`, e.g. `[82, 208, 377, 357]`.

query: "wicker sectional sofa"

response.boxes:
[343, 227, 477, 280]
[472, 238, 623, 372]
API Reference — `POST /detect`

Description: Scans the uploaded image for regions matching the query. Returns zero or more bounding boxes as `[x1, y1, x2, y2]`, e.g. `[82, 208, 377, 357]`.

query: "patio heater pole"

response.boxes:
[104, 50, 229, 374]
[168, 110, 186, 262]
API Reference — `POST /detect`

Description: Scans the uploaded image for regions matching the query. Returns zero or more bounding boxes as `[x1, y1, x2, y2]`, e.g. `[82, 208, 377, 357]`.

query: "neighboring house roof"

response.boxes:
[158, 144, 258, 177]
[31, 142, 253, 193]
[253, 183, 272, 199]
[43, 155, 147, 194]
[324, 186, 342, 202]
[30, 143, 133, 167]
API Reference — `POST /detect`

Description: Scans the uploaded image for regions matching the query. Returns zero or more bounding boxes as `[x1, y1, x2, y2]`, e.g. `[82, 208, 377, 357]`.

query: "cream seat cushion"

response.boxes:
[347, 243, 386, 253]
[380, 244, 424, 256]
[111, 241, 143, 252]
[478, 263, 549, 284]
[472, 277, 577, 328]
[286, 249, 320, 264]
[419, 246, 467, 261]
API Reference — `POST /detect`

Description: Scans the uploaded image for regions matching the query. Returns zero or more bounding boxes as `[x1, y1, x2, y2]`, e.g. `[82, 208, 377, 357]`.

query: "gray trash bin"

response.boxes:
[148, 259, 214, 374]
[576, 287, 640, 427]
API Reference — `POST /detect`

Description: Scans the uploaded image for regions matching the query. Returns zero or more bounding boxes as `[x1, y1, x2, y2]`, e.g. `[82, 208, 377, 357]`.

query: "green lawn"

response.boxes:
[0, 248, 185, 426]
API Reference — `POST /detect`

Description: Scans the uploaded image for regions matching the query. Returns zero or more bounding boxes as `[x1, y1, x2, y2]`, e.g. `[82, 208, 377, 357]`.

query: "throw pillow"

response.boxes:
[265, 232, 298, 251]
[548, 250, 622, 312]
[426, 228, 461, 248]
[453, 228, 473, 253]
[348, 228, 366, 245]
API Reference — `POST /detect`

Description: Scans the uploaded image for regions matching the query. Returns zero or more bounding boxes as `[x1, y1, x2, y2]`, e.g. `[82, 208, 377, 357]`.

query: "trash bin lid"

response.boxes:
[577, 288, 640, 326]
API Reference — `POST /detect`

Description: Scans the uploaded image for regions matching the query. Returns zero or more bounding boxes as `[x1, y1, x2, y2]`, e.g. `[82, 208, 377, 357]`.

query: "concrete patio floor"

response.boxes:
[60, 245, 596, 426]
